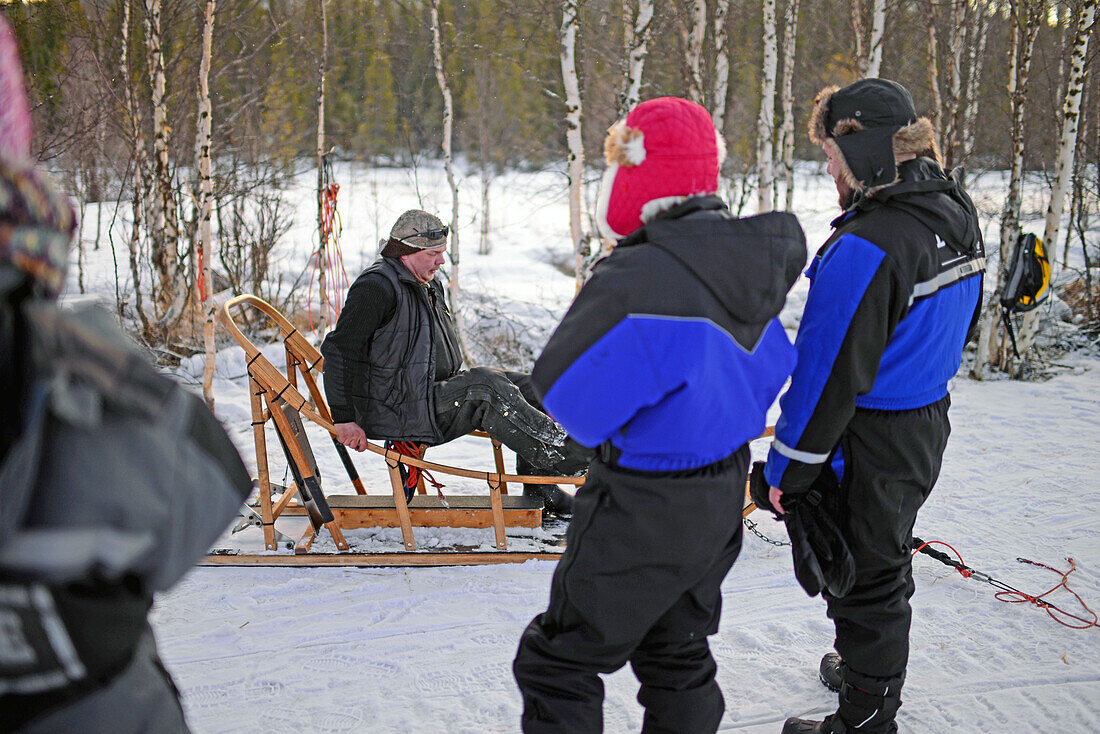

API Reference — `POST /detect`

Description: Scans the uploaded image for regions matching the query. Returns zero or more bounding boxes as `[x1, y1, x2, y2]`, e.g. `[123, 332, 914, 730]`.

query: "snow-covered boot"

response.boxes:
[523, 484, 574, 517]
[820, 651, 844, 692]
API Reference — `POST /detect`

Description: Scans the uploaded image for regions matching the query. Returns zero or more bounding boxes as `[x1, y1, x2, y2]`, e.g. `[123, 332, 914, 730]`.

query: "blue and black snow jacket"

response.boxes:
[531, 196, 807, 472]
[765, 158, 985, 493]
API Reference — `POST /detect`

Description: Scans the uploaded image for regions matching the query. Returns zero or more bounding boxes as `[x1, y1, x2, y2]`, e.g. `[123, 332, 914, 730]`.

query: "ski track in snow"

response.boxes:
[63, 162, 1097, 732]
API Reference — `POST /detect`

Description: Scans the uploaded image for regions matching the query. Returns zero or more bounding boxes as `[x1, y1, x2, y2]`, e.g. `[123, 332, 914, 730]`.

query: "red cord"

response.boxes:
[915, 540, 1098, 629]
[308, 179, 349, 330]
[997, 558, 1099, 630]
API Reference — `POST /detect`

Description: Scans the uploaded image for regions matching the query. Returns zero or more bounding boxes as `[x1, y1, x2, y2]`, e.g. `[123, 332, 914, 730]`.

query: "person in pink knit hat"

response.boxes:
[513, 97, 807, 733]
[0, 16, 251, 733]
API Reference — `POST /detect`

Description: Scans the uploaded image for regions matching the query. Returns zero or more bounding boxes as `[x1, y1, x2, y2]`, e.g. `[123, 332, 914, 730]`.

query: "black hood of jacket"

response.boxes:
[617, 196, 807, 325]
[847, 157, 982, 257]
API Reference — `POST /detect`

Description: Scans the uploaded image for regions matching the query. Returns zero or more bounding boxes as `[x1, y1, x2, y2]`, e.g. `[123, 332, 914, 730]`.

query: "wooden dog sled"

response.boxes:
[204, 295, 586, 567]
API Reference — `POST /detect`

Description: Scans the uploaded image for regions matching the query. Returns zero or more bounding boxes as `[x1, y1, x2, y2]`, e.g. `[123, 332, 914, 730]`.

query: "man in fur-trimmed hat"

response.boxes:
[513, 96, 806, 733]
[321, 209, 588, 515]
[760, 79, 986, 734]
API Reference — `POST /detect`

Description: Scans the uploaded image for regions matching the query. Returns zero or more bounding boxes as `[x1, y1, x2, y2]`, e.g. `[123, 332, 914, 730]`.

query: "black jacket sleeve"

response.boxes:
[321, 273, 395, 424]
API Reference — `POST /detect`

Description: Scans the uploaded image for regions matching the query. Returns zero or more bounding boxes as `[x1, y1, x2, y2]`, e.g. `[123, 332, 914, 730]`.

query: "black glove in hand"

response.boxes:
[786, 488, 856, 598]
[747, 461, 778, 517]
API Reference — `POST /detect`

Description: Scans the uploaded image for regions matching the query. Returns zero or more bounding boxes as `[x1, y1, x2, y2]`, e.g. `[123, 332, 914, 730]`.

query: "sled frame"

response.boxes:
[215, 294, 585, 563]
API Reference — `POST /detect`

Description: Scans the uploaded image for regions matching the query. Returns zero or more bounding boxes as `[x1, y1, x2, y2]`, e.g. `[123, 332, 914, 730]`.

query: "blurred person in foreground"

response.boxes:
[320, 209, 590, 516]
[0, 16, 251, 732]
[762, 78, 985, 734]
[512, 96, 806, 733]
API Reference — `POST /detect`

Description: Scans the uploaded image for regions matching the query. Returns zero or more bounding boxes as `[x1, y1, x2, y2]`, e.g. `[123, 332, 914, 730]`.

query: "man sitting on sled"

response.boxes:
[321, 209, 590, 516]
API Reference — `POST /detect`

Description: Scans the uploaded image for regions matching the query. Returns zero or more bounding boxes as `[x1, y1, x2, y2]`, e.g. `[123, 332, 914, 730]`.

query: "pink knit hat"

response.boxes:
[0, 15, 32, 163]
[596, 97, 726, 240]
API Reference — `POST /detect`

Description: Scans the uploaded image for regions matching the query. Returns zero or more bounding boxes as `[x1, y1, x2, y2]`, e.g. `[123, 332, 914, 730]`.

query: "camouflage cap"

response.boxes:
[381, 209, 448, 257]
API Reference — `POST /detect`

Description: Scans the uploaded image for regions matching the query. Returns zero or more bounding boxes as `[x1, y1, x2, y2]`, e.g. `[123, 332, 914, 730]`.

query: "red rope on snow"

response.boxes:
[913, 539, 1098, 630]
[997, 557, 1099, 630]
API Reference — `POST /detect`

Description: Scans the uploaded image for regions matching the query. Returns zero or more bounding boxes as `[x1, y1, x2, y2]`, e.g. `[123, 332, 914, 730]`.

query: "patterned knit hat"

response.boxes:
[596, 97, 726, 240]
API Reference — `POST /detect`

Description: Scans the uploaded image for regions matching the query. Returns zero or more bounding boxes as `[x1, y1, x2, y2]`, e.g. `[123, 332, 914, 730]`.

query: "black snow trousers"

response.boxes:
[432, 367, 591, 476]
[512, 446, 748, 734]
[824, 396, 951, 686]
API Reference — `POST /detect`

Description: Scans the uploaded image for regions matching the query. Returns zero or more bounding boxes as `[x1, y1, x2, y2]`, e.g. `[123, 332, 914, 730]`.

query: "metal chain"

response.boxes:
[743, 517, 791, 547]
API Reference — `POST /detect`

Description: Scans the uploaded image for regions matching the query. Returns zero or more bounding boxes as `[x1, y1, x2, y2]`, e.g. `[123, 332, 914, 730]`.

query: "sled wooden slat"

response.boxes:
[201, 551, 564, 567]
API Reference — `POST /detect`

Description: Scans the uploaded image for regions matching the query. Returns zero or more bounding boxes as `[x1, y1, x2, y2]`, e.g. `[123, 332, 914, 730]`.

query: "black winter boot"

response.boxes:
[785, 668, 903, 734]
[782, 714, 847, 734]
[523, 484, 574, 517]
[819, 651, 844, 692]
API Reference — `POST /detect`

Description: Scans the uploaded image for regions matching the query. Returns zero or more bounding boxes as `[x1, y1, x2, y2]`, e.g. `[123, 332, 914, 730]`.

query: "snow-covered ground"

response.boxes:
[66, 161, 1100, 732]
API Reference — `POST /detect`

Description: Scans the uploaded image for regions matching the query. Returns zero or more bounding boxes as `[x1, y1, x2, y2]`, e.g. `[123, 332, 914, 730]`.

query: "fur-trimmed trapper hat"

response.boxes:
[596, 97, 726, 240]
[809, 78, 939, 192]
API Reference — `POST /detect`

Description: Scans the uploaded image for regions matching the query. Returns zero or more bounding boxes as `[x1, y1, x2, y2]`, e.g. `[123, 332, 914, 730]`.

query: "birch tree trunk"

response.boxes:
[712, 0, 731, 133]
[431, 0, 469, 361]
[684, 0, 707, 105]
[315, 0, 329, 334]
[777, 0, 800, 211]
[1013, 0, 1095, 362]
[942, 0, 967, 168]
[756, 0, 778, 214]
[143, 0, 185, 331]
[960, 1, 989, 170]
[864, 0, 885, 77]
[620, 0, 654, 115]
[560, 0, 588, 290]
[121, 0, 151, 335]
[973, 0, 1043, 376]
[851, 0, 866, 71]
[925, 2, 943, 147]
[197, 0, 217, 410]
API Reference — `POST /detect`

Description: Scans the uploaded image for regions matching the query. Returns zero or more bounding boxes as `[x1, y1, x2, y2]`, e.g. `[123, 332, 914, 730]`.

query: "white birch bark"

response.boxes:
[756, 0, 778, 213]
[315, 0, 329, 333]
[143, 0, 185, 327]
[942, 0, 967, 168]
[560, 0, 588, 290]
[777, 0, 800, 211]
[925, 2, 943, 148]
[431, 0, 468, 360]
[712, 0, 731, 132]
[1014, 0, 1095, 360]
[864, 0, 885, 77]
[960, 1, 989, 170]
[121, 0, 150, 334]
[621, 0, 654, 114]
[851, 0, 865, 71]
[685, 0, 707, 105]
[197, 0, 217, 410]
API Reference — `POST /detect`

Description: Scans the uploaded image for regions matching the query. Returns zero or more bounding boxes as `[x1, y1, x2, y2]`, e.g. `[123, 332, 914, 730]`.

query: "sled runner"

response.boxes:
[205, 294, 586, 566]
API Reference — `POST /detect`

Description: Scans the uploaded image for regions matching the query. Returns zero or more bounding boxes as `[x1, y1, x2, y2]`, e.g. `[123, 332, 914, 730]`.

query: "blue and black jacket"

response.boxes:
[531, 196, 807, 473]
[765, 158, 985, 493]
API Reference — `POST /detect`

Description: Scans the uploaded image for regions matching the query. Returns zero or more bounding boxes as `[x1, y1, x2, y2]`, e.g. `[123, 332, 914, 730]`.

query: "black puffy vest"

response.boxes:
[357, 258, 459, 443]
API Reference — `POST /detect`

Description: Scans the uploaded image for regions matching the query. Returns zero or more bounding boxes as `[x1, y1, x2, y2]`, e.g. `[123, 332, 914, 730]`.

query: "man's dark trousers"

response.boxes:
[824, 396, 951, 682]
[513, 447, 748, 733]
[433, 366, 589, 476]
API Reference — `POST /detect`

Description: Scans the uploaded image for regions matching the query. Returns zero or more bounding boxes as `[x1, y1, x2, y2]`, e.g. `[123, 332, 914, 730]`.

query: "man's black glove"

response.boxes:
[785, 487, 855, 598]
[747, 461, 777, 515]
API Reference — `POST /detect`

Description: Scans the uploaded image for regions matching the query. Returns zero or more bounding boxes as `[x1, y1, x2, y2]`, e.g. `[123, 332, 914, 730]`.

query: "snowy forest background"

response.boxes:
[5, 0, 1100, 386]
